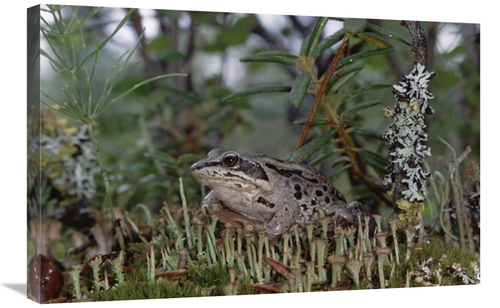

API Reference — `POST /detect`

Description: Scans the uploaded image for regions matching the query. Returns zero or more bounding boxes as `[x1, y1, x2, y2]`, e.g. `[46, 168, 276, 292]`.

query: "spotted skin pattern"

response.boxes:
[191, 149, 356, 237]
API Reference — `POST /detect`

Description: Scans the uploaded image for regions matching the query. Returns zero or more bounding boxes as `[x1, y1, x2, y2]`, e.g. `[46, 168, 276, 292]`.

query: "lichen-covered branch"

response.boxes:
[382, 21, 435, 226]
[401, 20, 428, 66]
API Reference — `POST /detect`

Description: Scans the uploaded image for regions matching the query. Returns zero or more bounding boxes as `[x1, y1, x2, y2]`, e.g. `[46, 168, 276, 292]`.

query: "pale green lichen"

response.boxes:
[383, 63, 435, 204]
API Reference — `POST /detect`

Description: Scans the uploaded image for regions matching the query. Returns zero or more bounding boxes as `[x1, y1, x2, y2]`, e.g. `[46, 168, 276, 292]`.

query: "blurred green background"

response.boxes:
[36, 5, 479, 230]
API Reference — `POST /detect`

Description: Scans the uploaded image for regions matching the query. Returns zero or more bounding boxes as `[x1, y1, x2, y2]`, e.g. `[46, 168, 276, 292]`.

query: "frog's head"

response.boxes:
[190, 149, 272, 192]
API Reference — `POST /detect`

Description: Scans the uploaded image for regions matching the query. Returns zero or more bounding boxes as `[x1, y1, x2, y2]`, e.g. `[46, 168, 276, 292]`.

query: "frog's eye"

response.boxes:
[222, 152, 240, 167]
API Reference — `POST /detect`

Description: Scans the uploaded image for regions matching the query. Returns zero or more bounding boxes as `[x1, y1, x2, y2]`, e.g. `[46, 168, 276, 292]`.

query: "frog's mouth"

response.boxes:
[192, 169, 272, 192]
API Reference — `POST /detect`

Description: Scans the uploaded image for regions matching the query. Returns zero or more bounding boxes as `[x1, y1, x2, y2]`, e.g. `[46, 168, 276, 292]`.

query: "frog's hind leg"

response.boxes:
[347, 201, 376, 233]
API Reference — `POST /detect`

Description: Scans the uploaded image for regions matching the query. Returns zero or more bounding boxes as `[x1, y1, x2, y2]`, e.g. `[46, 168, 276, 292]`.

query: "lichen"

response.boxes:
[383, 63, 435, 219]
[31, 108, 97, 202]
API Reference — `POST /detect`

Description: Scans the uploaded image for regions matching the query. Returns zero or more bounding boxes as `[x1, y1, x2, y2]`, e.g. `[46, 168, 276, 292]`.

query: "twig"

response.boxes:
[127, 8, 155, 78]
[401, 20, 428, 66]
[296, 33, 350, 149]
[439, 138, 474, 250]
[441, 177, 455, 242]
[382, 21, 434, 225]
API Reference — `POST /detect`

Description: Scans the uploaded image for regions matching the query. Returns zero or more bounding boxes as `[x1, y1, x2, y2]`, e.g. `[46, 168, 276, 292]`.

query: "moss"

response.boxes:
[384, 239, 479, 288]
[93, 268, 203, 300]
[63, 156, 480, 299]
[93, 259, 262, 300]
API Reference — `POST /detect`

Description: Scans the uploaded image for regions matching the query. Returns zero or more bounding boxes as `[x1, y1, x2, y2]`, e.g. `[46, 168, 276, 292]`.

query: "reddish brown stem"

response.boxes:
[296, 34, 350, 150]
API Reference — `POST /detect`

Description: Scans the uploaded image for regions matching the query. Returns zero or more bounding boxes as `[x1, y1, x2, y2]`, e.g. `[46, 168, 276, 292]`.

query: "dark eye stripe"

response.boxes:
[194, 157, 269, 182]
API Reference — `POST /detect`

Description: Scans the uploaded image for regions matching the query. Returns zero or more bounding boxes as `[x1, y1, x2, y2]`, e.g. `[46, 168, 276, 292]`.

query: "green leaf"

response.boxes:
[338, 46, 395, 70]
[293, 117, 329, 126]
[357, 149, 387, 173]
[148, 36, 170, 52]
[331, 155, 351, 168]
[302, 17, 329, 56]
[311, 29, 345, 59]
[344, 18, 368, 35]
[222, 85, 292, 103]
[357, 32, 392, 49]
[94, 73, 186, 119]
[342, 100, 380, 117]
[208, 85, 233, 100]
[218, 15, 257, 46]
[343, 119, 363, 127]
[287, 130, 336, 163]
[155, 174, 181, 182]
[163, 49, 186, 61]
[40, 48, 65, 72]
[341, 84, 392, 103]
[240, 51, 298, 66]
[159, 84, 200, 104]
[367, 22, 412, 45]
[77, 8, 137, 73]
[352, 126, 383, 140]
[67, 6, 101, 33]
[290, 72, 311, 108]
[176, 153, 204, 165]
[144, 151, 176, 165]
[190, 11, 220, 24]
[327, 63, 364, 95]
[329, 164, 350, 183]
[251, 51, 298, 59]
[309, 151, 339, 166]
[204, 15, 257, 51]
[45, 104, 81, 122]
[300, 33, 311, 56]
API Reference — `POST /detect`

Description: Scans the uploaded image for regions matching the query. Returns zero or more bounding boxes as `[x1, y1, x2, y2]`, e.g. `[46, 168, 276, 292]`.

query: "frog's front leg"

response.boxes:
[264, 198, 301, 238]
[201, 190, 222, 209]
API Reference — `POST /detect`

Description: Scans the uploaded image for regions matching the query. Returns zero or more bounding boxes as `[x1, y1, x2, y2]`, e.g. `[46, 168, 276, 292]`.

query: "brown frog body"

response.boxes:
[190, 149, 357, 237]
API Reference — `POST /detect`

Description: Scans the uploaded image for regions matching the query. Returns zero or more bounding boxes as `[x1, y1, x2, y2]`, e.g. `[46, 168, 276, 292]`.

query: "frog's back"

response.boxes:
[258, 155, 349, 225]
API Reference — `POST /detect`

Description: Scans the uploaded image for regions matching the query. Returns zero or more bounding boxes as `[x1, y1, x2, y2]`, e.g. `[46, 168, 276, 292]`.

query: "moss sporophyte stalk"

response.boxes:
[74, 194, 479, 300]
